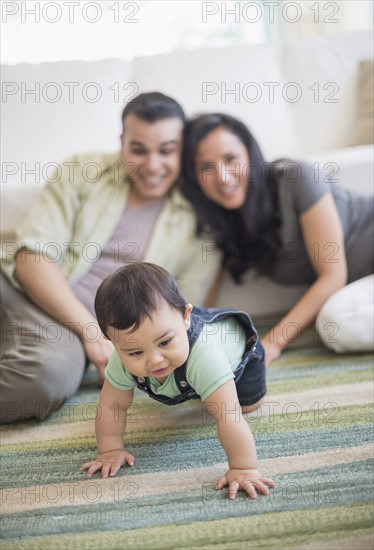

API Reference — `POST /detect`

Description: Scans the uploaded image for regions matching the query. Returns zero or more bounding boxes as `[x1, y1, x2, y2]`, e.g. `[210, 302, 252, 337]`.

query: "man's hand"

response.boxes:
[216, 468, 275, 500]
[80, 449, 135, 478]
[83, 336, 114, 384]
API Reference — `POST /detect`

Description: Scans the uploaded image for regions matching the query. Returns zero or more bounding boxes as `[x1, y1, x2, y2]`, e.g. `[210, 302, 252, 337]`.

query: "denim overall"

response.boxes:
[130, 306, 266, 406]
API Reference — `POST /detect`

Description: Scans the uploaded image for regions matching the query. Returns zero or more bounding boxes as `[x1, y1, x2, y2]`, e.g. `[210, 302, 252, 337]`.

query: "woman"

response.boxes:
[182, 113, 373, 366]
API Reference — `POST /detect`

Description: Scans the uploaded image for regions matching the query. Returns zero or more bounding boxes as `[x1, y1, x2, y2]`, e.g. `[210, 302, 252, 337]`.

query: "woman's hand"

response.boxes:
[261, 338, 282, 368]
[80, 449, 135, 478]
[216, 468, 275, 500]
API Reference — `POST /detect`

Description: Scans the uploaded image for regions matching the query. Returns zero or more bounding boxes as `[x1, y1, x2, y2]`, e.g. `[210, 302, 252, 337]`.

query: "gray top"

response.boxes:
[271, 161, 374, 285]
[71, 199, 165, 316]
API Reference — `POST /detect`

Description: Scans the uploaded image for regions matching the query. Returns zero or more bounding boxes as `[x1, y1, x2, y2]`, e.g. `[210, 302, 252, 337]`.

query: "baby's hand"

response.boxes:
[216, 468, 275, 500]
[80, 449, 135, 478]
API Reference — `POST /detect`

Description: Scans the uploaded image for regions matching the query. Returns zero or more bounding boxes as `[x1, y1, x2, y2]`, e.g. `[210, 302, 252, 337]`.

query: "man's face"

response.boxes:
[120, 114, 183, 201]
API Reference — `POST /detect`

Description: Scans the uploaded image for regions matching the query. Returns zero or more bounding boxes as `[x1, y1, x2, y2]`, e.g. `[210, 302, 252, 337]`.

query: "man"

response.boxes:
[0, 92, 220, 423]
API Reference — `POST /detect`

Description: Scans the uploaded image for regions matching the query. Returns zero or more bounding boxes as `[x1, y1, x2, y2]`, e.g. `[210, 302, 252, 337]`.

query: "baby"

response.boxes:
[80, 262, 275, 500]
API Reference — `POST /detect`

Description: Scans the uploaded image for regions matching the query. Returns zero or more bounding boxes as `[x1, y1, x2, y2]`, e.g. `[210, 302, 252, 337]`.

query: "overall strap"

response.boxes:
[130, 312, 204, 400]
[173, 358, 195, 394]
[131, 369, 197, 405]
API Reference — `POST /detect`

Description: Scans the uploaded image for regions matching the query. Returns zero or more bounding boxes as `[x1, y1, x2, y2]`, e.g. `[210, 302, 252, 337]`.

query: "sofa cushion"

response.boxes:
[1, 59, 131, 187]
[351, 59, 374, 146]
[282, 30, 373, 156]
[134, 43, 298, 160]
[303, 144, 374, 196]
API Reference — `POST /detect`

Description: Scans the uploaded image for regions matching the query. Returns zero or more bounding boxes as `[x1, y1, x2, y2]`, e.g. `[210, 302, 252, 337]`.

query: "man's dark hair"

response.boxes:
[95, 263, 187, 339]
[121, 92, 186, 131]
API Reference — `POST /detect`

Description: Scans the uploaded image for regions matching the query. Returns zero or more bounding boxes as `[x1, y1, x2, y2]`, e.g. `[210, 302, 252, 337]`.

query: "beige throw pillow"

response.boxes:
[352, 59, 374, 146]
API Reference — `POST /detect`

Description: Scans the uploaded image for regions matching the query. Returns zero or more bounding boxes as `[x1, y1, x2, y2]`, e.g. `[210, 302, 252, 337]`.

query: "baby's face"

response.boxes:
[107, 300, 192, 384]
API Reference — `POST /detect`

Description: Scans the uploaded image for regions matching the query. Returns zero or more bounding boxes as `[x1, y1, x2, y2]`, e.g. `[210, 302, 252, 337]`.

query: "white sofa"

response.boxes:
[1, 30, 373, 319]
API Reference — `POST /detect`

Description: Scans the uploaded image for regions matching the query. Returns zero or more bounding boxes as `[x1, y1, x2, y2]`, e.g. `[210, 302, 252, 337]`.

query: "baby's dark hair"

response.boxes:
[95, 263, 187, 339]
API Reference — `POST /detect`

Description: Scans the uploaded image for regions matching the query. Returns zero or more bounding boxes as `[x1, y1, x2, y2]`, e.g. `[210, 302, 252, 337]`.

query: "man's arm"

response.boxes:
[80, 381, 135, 478]
[176, 234, 222, 306]
[204, 380, 275, 500]
[14, 251, 113, 381]
[203, 269, 225, 307]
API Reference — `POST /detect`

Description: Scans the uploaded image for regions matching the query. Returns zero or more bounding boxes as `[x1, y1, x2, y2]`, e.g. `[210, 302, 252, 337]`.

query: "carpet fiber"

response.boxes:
[1, 345, 373, 549]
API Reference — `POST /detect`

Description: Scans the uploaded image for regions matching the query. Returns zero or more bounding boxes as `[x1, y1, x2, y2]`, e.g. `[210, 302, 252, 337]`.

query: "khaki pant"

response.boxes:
[0, 272, 87, 423]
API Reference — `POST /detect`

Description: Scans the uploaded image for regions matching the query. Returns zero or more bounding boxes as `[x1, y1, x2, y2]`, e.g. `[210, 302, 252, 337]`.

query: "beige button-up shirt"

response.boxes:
[1, 152, 221, 306]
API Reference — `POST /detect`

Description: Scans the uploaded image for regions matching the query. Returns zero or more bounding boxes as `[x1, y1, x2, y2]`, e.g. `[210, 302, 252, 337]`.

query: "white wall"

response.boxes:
[2, 1, 372, 65]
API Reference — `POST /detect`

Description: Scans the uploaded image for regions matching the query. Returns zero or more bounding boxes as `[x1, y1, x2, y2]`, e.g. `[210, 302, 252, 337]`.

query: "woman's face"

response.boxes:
[194, 127, 249, 209]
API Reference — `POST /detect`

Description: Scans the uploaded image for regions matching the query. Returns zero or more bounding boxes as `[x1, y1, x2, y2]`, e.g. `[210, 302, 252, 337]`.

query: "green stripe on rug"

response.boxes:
[0, 346, 373, 549]
[267, 367, 373, 394]
[1, 460, 372, 539]
[1, 500, 372, 550]
[268, 359, 373, 380]
[195, 528, 374, 550]
[0, 365, 371, 430]
[1, 424, 372, 488]
[271, 346, 373, 366]
[1, 402, 372, 454]
[1, 347, 371, 432]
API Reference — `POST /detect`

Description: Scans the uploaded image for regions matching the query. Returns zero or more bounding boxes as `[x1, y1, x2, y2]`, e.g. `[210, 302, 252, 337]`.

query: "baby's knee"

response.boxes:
[241, 397, 264, 414]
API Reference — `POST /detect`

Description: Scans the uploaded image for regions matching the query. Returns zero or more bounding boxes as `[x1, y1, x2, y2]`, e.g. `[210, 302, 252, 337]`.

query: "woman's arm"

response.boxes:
[262, 193, 347, 366]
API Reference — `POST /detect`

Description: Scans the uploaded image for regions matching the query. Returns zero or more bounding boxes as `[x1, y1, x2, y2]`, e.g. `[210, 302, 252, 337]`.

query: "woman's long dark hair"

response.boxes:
[181, 113, 282, 282]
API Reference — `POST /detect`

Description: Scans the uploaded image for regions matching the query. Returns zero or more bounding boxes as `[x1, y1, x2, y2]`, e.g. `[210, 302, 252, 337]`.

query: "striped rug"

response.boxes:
[1, 345, 373, 549]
